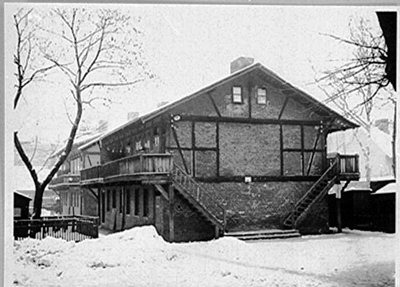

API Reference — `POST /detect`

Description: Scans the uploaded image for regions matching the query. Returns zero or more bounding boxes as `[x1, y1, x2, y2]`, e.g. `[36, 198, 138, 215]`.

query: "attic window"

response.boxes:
[232, 86, 242, 103]
[257, 88, 267, 104]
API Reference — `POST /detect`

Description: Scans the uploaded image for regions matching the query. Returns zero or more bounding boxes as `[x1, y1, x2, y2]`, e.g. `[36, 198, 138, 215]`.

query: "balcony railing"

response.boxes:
[49, 174, 80, 187]
[80, 165, 102, 181]
[328, 153, 360, 179]
[56, 168, 71, 176]
[80, 153, 173, 183]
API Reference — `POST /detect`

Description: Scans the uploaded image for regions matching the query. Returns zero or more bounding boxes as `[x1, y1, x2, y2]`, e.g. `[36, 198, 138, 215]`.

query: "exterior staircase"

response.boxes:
[225, 229, 301, 241]
[283, 157, 340, 229]
[171, 164, 226, 233]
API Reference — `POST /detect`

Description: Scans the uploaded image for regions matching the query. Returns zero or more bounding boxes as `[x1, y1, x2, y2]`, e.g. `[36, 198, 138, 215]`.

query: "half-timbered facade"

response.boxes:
[81, 59, 360, 242]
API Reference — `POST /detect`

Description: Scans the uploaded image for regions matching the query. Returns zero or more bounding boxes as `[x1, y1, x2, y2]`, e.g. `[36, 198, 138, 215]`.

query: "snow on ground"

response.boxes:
[12, 227, 395, 287]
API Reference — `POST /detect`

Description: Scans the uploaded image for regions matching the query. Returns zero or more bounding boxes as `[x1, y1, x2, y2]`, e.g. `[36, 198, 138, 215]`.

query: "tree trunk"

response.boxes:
[32, 184, 45, 219]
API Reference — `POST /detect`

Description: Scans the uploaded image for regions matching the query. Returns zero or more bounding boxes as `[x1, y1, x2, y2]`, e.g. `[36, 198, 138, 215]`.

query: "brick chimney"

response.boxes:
[230, 57, 254, 74]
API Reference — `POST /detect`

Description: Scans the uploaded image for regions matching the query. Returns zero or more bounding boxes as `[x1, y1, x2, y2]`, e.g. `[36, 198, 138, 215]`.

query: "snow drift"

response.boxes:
[12, 226, 395, 287]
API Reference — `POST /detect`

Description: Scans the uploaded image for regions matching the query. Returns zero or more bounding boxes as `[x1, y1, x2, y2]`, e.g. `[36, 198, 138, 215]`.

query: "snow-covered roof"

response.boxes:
[50, 132, 103, 158]
[373, 183, 398, 195]
[328, 126, 394, 181]
[78, 134, 103, 151]
[14, 191, 32, 200]
[101, 62, 357, 141]
[345, 181, 372, 192]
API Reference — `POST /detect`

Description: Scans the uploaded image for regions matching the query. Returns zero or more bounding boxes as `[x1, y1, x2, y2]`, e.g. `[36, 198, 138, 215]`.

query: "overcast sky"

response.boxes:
[5, 4, 395, 144]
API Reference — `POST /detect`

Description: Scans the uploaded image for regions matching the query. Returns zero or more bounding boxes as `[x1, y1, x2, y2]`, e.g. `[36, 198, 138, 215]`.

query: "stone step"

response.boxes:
[224, 229, 301, 240]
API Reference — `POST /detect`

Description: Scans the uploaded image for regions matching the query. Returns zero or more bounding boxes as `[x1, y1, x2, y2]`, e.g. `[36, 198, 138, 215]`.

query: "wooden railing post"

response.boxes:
[140, 154, 144, 173]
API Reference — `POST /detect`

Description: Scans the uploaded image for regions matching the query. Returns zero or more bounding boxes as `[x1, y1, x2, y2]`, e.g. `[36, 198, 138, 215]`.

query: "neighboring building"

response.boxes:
[371, 183, 396, 233]
[328, 126, 394, 182]
[14, 192, 32, 219]
[48, 133, 102, 217]
[13, 166, 59, 215]
[80, 59, 359, 242]
[328, 124, 396, 232]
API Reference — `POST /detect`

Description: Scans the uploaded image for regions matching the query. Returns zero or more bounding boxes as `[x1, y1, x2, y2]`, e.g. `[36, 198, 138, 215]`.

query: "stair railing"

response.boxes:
[171, 164, 226, 230]
[284, 157, 340, 228]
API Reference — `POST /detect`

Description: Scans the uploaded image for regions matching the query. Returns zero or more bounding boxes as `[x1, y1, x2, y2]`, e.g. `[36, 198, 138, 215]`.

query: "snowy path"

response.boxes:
[12, 227, 395, 287]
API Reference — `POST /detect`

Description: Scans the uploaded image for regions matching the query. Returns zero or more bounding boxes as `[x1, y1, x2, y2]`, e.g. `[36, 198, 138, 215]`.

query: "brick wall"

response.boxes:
[296, 194, 330, 234]
[194, 122, 216, 148]
[153, 189, 215, 242]
[219, 122, 280, 176]
[197, 181, 329, 233]
[172, 192, 215, 242]
[195, 150, 217, 178]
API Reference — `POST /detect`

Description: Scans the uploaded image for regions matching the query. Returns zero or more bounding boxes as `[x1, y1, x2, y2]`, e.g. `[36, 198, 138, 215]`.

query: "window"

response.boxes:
[106, 190, 110, 211]
[134, 188, 140, 216]
[232, 86, 242, 103]
[112, 189, 116, 208]
[144, 139, 150, 149]
[126, 189, 131, 214]
[257, 88, 267, 104]
[153, 127, 160, 147]
[126, 143, 131, 155]
[143, 189, 149, 217]
[154, 136, 160, 147]
[135, 141, 142, 151]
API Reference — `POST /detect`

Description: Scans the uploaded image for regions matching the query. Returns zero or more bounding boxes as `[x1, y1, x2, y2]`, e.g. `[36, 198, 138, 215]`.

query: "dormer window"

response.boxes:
[232, 86, 242, 103]
[257, 88, 267, 104]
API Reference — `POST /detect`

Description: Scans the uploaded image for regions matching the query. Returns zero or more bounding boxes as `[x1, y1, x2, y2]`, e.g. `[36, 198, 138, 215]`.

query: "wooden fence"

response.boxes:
[14, 215, 99, 242]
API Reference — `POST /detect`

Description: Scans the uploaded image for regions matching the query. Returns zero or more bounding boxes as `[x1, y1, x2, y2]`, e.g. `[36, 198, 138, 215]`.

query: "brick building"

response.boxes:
[81, 59, 360, 242]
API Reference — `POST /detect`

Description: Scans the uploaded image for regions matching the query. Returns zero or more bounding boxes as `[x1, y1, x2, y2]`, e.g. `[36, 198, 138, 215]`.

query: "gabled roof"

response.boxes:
[50, 132, 103, 159]
[14, 191, 32, 201]
[373, 183, 397, 195]
[102, 62, 358, 141]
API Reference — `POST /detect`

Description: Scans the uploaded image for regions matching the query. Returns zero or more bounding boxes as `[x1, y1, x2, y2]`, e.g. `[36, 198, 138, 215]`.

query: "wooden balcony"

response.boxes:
[328, 153, 360, 181]
[80, 153, 173, 185]
[49, 174, 80, 190]
[80, 165, 103, 185]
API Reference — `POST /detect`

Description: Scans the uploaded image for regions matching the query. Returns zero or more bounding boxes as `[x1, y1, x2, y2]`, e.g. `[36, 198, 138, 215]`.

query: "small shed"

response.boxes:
[14, 192, 32, 219]
[371, 183, 397, 233]
[328, 181, 372, 230]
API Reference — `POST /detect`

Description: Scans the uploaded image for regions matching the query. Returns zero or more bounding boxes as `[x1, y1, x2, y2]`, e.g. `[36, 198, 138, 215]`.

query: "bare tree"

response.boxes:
[315, 15, 396, 181]
[13, 8, 152, 218]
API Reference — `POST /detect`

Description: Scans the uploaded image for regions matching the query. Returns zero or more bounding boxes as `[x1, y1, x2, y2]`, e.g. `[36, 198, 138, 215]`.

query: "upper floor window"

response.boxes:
[154, 136, 160, 147]
[232, 86, 242, 103]
[126, 142, 131, 155]
[257, 88, 267, 105]
[144, 139, 150, 149]
[135, 141, 142, 151]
